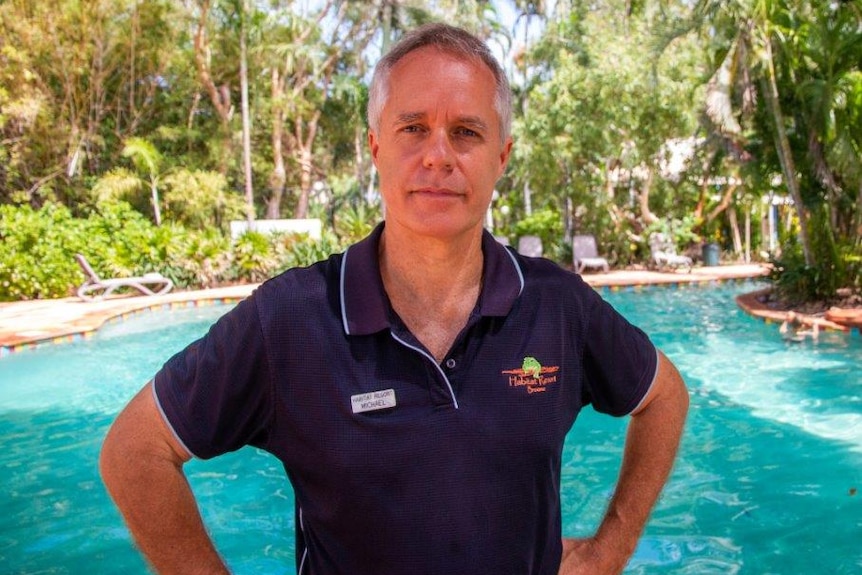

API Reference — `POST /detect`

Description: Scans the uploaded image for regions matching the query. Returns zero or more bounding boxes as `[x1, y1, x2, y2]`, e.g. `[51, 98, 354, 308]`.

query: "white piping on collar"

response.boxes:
[502, 246, 526, 296]
[340, 246, 351, 335]
[390, 331, 460, 410]
[341, 239, 524, 336]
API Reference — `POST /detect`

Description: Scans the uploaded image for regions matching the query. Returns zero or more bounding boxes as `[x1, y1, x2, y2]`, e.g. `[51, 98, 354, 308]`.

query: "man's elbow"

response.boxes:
[660, 356, 689, 423]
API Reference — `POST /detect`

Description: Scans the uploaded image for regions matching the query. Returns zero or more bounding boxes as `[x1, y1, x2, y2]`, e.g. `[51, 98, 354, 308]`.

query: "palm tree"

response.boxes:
[671, 0, 862, 301]
[786, 1, 862, 243]
[669, 0, 816, 264]
[122, 137, 164, 226]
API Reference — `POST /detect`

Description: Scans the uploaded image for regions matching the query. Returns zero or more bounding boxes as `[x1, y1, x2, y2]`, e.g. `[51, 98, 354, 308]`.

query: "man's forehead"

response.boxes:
[384, 53, 496, 112]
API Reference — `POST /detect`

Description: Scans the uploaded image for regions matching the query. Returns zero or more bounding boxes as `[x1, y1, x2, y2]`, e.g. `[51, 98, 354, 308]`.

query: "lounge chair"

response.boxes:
[572, 234, 610, 273]
[517, 235, 543, 257]
[75, 254, 173, 301]
[648, 233, 692, 272]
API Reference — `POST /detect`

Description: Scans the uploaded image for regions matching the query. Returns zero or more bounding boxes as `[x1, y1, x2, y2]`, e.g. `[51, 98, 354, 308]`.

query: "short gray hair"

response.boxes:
[367, 23, 512, 143]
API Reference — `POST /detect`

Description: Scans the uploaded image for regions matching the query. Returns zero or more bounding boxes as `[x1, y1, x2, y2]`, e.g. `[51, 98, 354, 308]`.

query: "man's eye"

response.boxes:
[402, 125, 422, 133]
[456, 128, 479, 138]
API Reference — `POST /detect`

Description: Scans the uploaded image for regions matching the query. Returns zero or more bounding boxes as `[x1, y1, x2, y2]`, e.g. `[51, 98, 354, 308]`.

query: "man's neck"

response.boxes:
[378, 224, 484, 361]
[379, 225, 483, 300]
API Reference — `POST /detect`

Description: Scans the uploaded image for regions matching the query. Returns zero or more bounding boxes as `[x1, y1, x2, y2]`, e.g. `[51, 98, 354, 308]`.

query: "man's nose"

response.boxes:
[422, 130, 455, 170]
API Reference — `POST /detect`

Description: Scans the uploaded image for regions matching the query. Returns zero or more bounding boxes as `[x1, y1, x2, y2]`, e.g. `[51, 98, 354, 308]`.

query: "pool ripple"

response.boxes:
[629, 536, 743, 574]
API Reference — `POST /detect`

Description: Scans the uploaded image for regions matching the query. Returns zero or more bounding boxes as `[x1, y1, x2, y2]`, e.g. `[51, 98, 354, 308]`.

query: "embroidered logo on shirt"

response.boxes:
[501, 356, 560, 394]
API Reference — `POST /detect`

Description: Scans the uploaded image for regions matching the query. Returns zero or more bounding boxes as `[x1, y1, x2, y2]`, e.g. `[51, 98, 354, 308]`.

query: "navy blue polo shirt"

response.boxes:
[154, 223, 657, 575]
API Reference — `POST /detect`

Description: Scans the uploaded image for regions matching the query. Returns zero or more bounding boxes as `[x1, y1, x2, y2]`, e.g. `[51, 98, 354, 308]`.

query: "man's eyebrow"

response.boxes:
[392, 112, 490, 133]
[458, 116, 489, 132]
[394, 112, 425, 125]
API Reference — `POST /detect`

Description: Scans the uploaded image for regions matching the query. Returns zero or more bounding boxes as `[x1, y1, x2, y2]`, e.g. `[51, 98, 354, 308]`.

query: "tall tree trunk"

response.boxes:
[382, 1, 393, 53]
[150, 179, 162, 226]
[296, 147, 314, 219]
[193, 0, 233, 173]
[855, 181, 862, 245]
[706, 182, 738, 224]
[240, 0, 254, 225]
[808, 131, 841, 231]
[761, 39, 814, 266]
[295, 112, 318, 219]
[728, 205, 742, 256]
[267, 68, 286, 219]
[638, 169, 659, 225]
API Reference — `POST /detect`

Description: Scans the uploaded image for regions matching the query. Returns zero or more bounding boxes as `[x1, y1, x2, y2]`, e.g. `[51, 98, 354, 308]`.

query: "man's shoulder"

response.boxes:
[513, 252, 586, 289]
[254, 252, 345, 306]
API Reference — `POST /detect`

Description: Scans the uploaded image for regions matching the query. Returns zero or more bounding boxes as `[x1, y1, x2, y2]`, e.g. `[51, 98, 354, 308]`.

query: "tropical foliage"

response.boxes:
[1, 0, 859, 301]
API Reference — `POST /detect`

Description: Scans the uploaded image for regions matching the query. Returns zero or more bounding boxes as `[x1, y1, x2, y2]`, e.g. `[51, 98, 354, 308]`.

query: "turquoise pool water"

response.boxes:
[1, 282, 860, 573]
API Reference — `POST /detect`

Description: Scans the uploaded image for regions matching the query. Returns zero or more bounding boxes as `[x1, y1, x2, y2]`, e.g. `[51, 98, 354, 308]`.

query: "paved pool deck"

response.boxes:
[0, 263, 779, 355]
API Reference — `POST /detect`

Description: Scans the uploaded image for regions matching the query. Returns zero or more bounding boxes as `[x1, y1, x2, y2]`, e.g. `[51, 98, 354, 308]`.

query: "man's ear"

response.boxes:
[368, 131, 380, 168]
[497, 137, 514, 177]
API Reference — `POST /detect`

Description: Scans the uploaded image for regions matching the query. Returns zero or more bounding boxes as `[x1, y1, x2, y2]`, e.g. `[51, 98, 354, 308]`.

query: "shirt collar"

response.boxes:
[340, 223, 524, 336]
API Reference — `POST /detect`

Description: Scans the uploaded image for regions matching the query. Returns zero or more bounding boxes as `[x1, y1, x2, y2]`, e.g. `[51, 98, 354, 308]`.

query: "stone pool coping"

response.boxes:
[1, 264, 772, 357]
[735, 287, 856, 333]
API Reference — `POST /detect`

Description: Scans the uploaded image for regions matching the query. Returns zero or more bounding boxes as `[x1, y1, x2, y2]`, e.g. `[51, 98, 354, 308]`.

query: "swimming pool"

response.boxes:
[1, 282, 859, 573]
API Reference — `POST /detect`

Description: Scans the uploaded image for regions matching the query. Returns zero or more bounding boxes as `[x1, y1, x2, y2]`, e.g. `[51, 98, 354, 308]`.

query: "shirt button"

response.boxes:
[445, 358, 457, 369]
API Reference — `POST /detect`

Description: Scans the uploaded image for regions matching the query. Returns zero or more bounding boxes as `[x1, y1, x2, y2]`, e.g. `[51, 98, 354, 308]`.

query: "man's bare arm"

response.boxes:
[559, 351, 689, 574]
[99, 382, 230, 574]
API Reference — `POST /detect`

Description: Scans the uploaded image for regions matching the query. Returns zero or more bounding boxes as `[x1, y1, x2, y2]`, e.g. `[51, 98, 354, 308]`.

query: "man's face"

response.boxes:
[369, 47, 513, 241]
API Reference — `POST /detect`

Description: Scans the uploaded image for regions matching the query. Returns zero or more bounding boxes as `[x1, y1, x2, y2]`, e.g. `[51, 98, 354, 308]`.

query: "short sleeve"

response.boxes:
[153, 294, 273, 459]
[581, 295, 658, 416]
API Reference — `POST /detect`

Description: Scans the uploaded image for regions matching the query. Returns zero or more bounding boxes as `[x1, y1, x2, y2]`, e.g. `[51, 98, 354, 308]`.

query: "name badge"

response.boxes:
[351, 389, 397, 414]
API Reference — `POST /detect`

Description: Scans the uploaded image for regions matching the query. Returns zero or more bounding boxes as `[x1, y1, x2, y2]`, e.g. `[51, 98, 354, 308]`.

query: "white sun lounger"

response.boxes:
[648, 233, 692, 272]
[75, 254, 173, 301]
[572, 234, 610, 273]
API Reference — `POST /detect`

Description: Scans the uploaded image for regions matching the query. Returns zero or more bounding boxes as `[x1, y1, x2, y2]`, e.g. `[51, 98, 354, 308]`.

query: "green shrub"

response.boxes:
[334, 204, 380, 244]
[770, 205, 861, 303]
[162, 169, 246, 232]
[160, 225, 231, 288]
[0, 203, 89, 299]
[0, 200, 183, 300]
[513, 208, 565, 261]
[643, 215, 700, 250]
[284, 230, 345, 269]
[230, 231, 277, 283]
[81, 201, 168, 277]
[229, 229, 346, 283]
[0, 200, 355, 300]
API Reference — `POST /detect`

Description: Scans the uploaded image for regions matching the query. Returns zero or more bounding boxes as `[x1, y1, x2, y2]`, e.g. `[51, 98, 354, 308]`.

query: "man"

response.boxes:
[779, 310, 819, 341]
[100, 23, 689, 575]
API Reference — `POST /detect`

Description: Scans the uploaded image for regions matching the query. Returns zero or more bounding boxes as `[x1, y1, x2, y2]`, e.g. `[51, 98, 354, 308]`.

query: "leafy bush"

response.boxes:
[284, 230, 345, 269]
[643, 215, 700, 250]
[333, 203, 380, 244]
[161, 225, 232, 288]
[0, 203, 89, 299]
[0, 200, 357, 300]
[229, 229, 347, 283]
[0, 200, 214, 299]
[81, 201, 170, 277]
[162, 169, 246, 231]
[230, 231, 280, 283]
[770, 205, 861, 303]
[513, 208, 565, 261]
